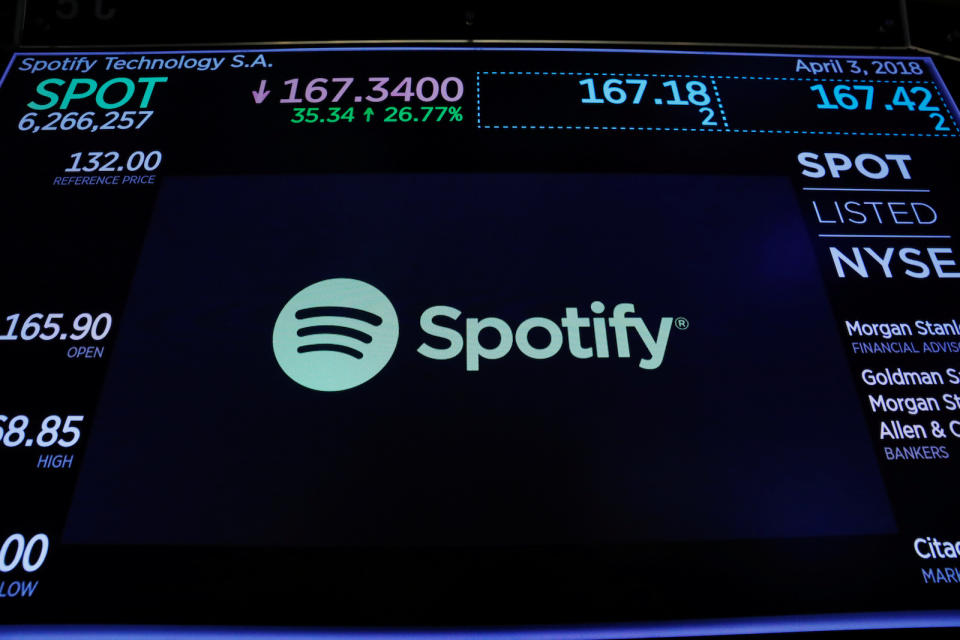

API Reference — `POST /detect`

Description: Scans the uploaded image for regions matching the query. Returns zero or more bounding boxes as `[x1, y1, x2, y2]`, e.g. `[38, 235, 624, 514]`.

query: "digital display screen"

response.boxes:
[1, 45, 960, 637]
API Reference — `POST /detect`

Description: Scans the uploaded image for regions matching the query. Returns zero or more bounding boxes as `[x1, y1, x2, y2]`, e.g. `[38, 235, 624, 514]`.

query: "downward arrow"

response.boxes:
[252, 80, 270, 104]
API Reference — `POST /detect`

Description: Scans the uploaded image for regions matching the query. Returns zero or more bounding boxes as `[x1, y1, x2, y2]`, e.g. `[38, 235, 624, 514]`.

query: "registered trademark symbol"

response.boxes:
[674, 317, 689, 330]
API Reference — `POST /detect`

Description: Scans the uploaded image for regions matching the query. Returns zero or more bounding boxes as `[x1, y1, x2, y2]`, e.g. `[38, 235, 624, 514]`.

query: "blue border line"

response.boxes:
[1, 45, 935, 57]
[481, 70, 936, 83]
[476, 70, 482, 127]
[3, 611, 960, 639]
[709, 78, 729, 129]
[925, 58, 960, 129]
[478, 125, 957, 137]
[0, 46, 937, 92]
[0, 54, 16, 90]
[477, 70, 958, 136]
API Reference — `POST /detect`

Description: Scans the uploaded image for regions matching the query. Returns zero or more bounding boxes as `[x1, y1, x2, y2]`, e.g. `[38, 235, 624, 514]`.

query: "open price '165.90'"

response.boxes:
[0, 313, 112, 342]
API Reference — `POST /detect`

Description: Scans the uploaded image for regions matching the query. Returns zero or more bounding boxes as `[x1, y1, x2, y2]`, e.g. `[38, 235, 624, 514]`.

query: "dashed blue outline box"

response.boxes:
[477, 71, 960, 138]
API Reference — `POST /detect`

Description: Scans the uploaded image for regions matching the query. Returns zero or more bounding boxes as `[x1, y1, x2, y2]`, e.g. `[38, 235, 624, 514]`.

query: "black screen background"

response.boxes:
[64, 173, 893, 546]
[0, 46, 958, 627]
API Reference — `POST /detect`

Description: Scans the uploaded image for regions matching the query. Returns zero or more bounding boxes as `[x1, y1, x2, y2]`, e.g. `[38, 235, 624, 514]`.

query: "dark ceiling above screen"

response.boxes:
[18, 1, 912, 47]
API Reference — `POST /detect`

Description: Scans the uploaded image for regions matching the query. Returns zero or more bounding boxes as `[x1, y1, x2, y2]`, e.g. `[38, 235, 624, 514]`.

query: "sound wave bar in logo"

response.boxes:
[294, 306, 383, 358]
[273, 279, 399, 392]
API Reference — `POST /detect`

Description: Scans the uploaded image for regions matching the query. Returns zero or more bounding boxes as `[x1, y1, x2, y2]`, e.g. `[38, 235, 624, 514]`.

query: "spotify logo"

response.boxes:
[275, 278, 680, 390]
[272, 278, 399, 391]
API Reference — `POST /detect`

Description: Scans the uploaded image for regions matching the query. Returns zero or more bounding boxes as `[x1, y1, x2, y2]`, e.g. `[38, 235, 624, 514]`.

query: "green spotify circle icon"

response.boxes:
[273, 278, 399, 391]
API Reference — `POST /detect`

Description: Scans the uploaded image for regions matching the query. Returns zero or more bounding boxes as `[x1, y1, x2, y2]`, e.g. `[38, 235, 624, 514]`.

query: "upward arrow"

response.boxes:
[252, 80, 270, 104]
[363, 107, 374, 122]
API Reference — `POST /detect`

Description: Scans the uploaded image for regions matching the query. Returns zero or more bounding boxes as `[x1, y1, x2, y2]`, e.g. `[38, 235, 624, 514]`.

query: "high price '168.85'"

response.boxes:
[0, 415, 82, 449]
